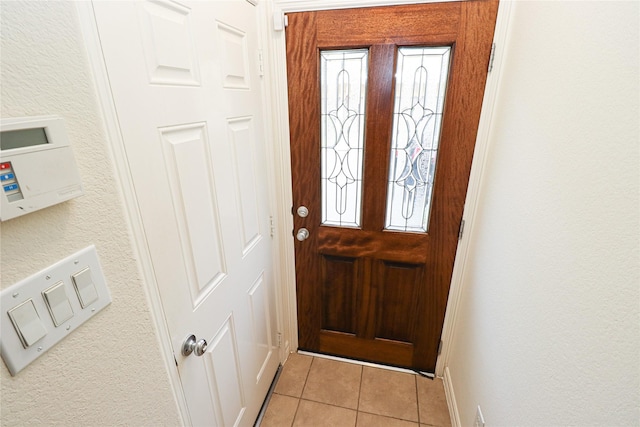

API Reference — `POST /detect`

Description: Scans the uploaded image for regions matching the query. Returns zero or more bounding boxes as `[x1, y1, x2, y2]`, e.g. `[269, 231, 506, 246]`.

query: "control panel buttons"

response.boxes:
[0, 161, 23, 202]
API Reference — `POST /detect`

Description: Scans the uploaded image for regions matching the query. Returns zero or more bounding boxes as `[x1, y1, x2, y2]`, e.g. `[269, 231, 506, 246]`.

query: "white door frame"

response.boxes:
[263, 0, 514, 377]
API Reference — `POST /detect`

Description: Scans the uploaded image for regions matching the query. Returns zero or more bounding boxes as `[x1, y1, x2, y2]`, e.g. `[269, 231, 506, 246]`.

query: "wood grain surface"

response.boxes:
[287, 0, 499, 372]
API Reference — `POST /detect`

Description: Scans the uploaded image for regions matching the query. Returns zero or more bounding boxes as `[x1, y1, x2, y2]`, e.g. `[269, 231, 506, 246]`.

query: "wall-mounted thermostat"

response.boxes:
[0, 116, 83, 221]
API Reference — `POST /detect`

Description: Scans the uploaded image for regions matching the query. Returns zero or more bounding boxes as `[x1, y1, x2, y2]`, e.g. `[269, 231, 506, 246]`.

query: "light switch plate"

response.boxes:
[0, 245, 111, 375]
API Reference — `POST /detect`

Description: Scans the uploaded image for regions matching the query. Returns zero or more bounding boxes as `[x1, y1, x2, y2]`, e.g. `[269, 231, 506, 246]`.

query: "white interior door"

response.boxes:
[92, 1, 279, 425]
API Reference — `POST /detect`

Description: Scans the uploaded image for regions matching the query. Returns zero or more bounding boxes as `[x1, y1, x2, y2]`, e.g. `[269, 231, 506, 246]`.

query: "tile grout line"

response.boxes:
[289, 397, 300, 427]
[415, 375, 421, 425]
[294, 396, 423, 426]
[355, 365, 364, 426]
[290, 355, 315, 426]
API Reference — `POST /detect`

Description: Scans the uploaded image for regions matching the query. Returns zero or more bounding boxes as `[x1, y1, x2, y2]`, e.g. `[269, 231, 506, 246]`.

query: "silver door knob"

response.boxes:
[297, 206, 309, 218]
[296, 228, 310, 241]
[182, 334, 208, 357]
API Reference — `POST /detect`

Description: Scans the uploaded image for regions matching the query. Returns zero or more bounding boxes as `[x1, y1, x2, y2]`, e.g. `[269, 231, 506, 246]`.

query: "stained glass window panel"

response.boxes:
[385, 47, 451, 233]
[321, 49, 368, 228]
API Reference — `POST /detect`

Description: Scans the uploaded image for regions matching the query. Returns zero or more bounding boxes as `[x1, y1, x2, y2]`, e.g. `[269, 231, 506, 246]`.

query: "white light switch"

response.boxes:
[1, 245, 111, 376]
[7, 299, 47, 348]
[42, 281, 74, 326]
[71, 267, 99, 308]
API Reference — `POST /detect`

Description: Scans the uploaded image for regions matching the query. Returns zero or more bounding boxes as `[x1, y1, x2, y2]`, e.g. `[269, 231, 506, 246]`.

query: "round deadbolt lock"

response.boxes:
[297, 206, 309, 218]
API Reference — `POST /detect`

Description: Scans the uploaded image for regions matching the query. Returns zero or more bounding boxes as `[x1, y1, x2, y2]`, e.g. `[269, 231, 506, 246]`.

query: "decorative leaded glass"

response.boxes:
[385, 47, 451, 233]
[321, 49, 368, 228]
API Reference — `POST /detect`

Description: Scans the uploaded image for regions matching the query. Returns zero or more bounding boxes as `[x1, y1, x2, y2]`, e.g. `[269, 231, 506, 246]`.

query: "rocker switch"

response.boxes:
[7, 299, 47, 348]
[71, 267, 99, 308]
[42, 281, 74, 326]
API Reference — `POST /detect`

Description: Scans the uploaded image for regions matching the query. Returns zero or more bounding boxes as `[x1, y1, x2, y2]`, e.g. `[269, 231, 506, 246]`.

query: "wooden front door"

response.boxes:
[286, 1, 498, 372]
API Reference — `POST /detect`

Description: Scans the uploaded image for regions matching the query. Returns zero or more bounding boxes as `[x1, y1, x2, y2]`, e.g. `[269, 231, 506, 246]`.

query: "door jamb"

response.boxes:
[264, 0, 512, 377]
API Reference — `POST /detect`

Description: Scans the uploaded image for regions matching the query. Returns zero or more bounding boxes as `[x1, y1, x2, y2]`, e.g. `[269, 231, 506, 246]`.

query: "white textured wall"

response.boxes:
[0, 2, 181, 425]
[447, 2, 639, 426]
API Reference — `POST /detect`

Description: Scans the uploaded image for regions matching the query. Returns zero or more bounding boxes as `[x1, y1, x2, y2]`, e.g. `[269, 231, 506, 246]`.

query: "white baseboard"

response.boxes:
[282, 340, 291, 362]
[443, 367, 461, 427]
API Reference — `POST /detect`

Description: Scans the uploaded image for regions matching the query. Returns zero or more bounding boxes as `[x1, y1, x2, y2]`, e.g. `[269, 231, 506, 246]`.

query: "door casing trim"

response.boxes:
[265, 0, 513, 377]
[275, 0, 463, 12]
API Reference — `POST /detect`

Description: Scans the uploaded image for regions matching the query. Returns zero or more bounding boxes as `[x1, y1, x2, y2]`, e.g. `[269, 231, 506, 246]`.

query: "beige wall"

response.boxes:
[447, 1, 639, 426]
[0, 2, 181, 425]
[3, 1, 638, 426]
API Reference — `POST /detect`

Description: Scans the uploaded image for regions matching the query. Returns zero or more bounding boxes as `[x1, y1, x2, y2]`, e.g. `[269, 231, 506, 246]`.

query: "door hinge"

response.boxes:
[277, 332, 282, 348]
[269, 215, 275, 238]
[257, 49, 265, 77]
[438, 340, 443, 356]
[458, 219, 465, 240]
[488, 43, 496, 72]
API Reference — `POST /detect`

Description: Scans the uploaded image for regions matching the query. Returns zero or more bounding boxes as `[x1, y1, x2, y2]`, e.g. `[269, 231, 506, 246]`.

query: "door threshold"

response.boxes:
[297, 350, 436, 379]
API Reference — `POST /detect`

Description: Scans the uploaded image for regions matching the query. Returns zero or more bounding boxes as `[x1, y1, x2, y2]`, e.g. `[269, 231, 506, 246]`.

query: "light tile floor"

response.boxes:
[259, 353, 451, 427]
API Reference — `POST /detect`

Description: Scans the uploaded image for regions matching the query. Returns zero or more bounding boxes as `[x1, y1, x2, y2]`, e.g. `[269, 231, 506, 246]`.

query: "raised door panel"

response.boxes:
[228, 117, 262, 256]
[217, 21, 251, 89]
[159, 123, 227, 306]
[247, 273, 273, 384]
[374, 261, 422, 344]
[137, 0, 200, 86]
[204, 316, 245, 427]
[320, 255, 358, 335]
